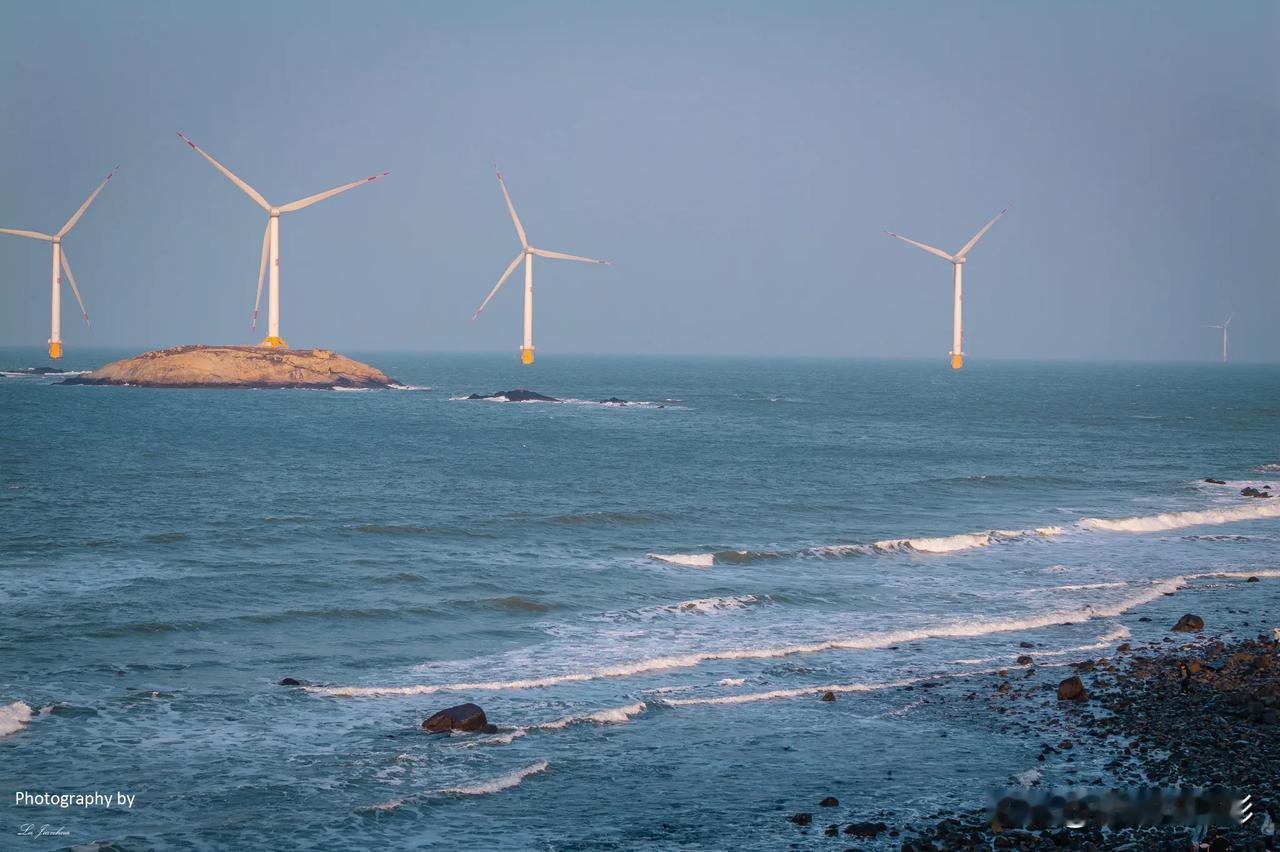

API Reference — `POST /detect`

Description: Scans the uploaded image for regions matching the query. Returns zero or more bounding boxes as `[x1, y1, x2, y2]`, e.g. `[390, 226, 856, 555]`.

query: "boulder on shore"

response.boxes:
[62, 345, 397, 389]
[422, 702, 496, 734]
[1172, 613, 1205, 633]
[1056, 675, 1088, 701]
[465, 389, 558, 402]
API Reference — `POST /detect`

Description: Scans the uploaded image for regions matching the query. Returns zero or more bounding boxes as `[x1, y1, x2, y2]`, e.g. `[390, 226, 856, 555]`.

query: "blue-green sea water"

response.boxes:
[1, 349, 1278, 850]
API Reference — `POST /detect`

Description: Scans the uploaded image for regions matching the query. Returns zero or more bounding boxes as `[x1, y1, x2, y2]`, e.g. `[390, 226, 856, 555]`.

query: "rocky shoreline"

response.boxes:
[786, 609, 1279, 850]
[62, 345, 397, 389]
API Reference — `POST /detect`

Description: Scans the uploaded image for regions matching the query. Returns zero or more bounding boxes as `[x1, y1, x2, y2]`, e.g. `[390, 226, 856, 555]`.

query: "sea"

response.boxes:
[1, 349, 1278, 850]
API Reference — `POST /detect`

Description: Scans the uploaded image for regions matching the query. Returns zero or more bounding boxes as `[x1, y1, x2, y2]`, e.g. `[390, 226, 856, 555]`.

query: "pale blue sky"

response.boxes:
[1, 1, 1277, 361]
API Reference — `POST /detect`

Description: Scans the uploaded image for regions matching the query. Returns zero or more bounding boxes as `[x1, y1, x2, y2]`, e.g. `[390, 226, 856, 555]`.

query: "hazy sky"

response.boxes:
[2, 1, 1277, 362]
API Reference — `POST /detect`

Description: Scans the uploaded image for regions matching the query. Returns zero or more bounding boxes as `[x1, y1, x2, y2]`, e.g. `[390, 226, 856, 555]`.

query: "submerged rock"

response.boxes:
[422, 702, 496, 733]
[278, 677, 308, 687]
[599, 397, 629, 405]
[1241, 486, 1272, 498]
[465, 388, 559, 402]
[788, 812, 812, 826]
[1204, 477, 1227, 485]
[819, 796, 839, 807]
[819, 691, 836, 702]
[63, 345, 396, 389]
[1172, 613, 1205, 632]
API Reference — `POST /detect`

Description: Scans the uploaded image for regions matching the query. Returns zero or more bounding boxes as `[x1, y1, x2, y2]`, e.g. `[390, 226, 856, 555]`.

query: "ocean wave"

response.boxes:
[313, 572, 1276, 699]
[388, 384, 431, 391]
[0, 370, 84, 378]
[1080, 501, 1280, 532]
[441, 761, 549, 795]
[643, 595, 762, 617]
[650, 527, 1064, 567]
[462, 702, 648, 748]
[1255, 464, 1280, 473]
[1, 701, 34, 737]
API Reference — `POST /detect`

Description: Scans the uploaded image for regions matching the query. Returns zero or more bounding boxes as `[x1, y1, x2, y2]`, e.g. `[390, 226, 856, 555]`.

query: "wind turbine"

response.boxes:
[1, 168, 116, 359]
[177, 133, 388, 349]
[472, 167, 609, 364]
[886, 207, 1009, 370]
[1208, 315, 1232, 363]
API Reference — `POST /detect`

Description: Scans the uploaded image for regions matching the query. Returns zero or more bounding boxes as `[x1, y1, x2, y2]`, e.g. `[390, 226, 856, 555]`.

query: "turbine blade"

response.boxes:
[529, 247, 610, 265]
[278, 172, 389, 213]
[1224, 314, 1233, 327]
[59, 249, 91, 328]
[885, 231, 955, 262]
[0, 228, 54, 241]
[252, 219, 270, 330]
[177, 132, 271, 211]
[495, 167, 528, 248]
[472, 252, 525, 320]
[955, 206, 1009, 259]
[58, 167, 118, 238]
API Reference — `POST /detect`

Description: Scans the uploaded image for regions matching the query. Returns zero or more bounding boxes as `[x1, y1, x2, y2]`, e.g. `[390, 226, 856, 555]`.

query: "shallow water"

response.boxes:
[1, 350, 1278, 850]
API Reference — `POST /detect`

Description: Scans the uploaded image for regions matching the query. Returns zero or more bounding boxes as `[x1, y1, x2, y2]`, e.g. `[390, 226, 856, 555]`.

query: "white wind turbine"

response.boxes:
[1, 168, 116, 359]
[177, 133, 388, 349]
[472, 167, 609, 364]
[886, 207, 1009, 370]
[1208, 315, 1232, 363]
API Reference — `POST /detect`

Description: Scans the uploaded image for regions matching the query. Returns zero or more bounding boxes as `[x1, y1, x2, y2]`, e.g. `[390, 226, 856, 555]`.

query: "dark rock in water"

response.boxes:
[465, 389, 559, 403]
[823, 823, 838, 837]
[819, 690, 836, 702]
[1241, 486, 1271, 498]
[422, 702, 495, 733]
[1204, 478, 1227, 485]
[279, 677, 308, 687]
[819, 796, 839, 807]
[1172, 613, 1205, 632]
[1016, 655, 1034, 666]
[1073, 660, 1096, 672]
[599, 397, 629, 405]
[4, 366, 66, 375]
[1247, 576, 1259, 582]
[1019, 641, 1035, 649]
[1117, 642, 1131, 653]
[844, 821, 887, 837]
[1057, 675, 1088, 701]
[1138, 616, 1152, 622]
[788, 812, 812, 826]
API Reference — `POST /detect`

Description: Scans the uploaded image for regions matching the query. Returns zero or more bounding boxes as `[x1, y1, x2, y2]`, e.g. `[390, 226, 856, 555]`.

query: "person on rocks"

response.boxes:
[1178, 661, 1191, 694]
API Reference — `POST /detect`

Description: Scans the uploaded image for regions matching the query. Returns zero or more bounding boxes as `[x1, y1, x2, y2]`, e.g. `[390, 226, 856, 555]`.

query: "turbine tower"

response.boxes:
[0, 168, 116, 359]
[472, 167, 609, 364]
[886, 207, 1009, 369]
[177, 133, 387, 349]
[1208, 315, 1232, 363]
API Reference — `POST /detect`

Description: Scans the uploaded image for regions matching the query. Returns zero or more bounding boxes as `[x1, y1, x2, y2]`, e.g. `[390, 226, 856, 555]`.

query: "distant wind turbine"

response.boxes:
[1208, 315, 1232, 363]
[0, 168, 116, 359]
[472, 167, 609, 365]
[886, 207, 1009, 370]
[177, 133, 388, 349]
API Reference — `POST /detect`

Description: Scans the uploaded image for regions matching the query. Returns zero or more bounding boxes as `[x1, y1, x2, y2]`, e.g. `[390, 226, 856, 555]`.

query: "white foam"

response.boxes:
[314, 572, 1276, 699]
[647, 553, 715, 568]
[440, 761, 548, 796]
[1255, 464, 1280, 473]
[388, 384, 431, 391]
[537, 701, 646, 730]
[1080, 501, 1280, 532]
[0, 701, 33, 737]
[1051, 582, 1128, 592]
[718, 678, 746, 686]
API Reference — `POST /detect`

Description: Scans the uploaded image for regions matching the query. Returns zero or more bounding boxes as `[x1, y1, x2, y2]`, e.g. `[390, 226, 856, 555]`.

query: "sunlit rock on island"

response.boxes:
[64, 345, 397, 389]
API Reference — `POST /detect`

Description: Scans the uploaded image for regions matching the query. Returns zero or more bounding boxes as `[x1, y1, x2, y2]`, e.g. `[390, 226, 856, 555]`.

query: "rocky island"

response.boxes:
[63, 345, 398, 389]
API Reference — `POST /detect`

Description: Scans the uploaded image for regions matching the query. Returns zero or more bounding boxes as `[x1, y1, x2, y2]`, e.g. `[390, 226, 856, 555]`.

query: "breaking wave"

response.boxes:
[314, 572, 1278, 699]
[1080, 502, 1280, 532]
[650, 527, 1064, 567]
[0, 701, 34, 737]
[440, 761, 549, 795]
[463, 702, 648, 748]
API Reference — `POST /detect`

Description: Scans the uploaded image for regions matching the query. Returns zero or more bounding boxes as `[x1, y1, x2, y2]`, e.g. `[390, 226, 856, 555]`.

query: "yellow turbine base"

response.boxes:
[520, 348, 535, 365]
[259, 336, 288, 350]
[950, 353, 964, 370]
[48, 341, 63, 360]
